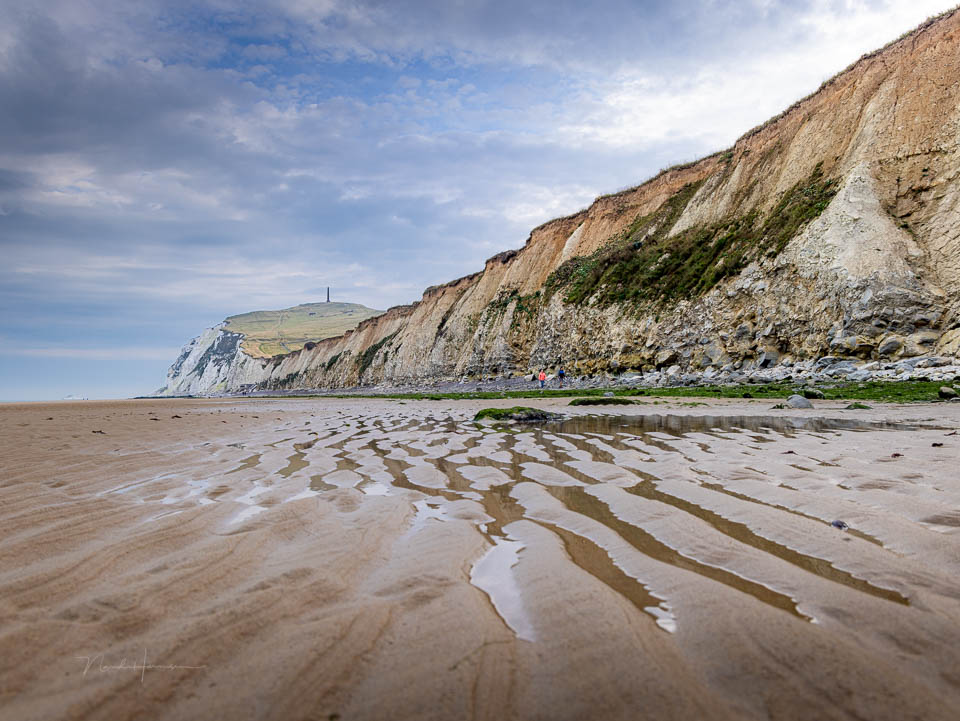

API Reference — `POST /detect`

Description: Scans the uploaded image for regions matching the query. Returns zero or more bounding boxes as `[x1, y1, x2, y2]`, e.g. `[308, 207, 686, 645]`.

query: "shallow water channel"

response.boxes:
[273, 412, 920, 638]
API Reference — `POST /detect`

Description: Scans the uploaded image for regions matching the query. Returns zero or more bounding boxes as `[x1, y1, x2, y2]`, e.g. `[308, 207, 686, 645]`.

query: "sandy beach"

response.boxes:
[2, 396, 960, 720]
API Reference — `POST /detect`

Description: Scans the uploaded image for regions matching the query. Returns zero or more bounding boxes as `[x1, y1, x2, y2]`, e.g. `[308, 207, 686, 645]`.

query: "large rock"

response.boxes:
[936, 329, 960, 356]
[787, 395, 814, 409]
[655, 349, 679, 368]
[829, 335, 860, 353]
[758, 350, 780, 368]
[877, 336, 904, 357]
[824, 361, 857, 377]
[904, 332, 941, 357]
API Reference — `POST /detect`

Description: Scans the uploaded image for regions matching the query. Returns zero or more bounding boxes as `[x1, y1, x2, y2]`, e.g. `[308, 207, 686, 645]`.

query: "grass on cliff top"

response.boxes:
[224, 302, 383, 358]
[260, 379, 958, 404]
[546, 163, 837, 307]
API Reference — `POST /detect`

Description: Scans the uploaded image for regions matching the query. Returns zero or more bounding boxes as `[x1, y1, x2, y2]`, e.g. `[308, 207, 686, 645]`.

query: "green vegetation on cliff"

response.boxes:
[546, 164, 837, 306]
[481, 288, 543, 330]
[325, 350, 346, 371]
[356, 331, 398, 378]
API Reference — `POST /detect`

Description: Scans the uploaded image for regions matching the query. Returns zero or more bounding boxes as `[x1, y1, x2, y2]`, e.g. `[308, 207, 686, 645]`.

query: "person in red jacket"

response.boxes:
[538, 370, 546, 389]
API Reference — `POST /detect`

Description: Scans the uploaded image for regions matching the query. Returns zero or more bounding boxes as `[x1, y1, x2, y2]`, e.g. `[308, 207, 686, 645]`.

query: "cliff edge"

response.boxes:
[164, 9, 960, 395]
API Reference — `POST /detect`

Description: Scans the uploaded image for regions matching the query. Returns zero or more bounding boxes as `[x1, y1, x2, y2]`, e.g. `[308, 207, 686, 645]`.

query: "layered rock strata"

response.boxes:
[163, 10, 960, 396]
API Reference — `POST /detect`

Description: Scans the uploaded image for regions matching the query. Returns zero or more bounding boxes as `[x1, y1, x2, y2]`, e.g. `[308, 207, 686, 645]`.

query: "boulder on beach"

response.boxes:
[473, 406, 562, 422]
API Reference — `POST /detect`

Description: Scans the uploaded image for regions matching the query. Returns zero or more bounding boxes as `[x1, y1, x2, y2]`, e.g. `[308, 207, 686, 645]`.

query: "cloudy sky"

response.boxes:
[1, 0, 955, 399]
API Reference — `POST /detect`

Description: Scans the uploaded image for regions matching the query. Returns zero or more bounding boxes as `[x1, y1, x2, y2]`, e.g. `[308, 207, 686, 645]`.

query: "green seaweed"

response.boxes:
[254, 379, 956, 405]
[569, 397, 636, 406]
[473, 406, 560, 422]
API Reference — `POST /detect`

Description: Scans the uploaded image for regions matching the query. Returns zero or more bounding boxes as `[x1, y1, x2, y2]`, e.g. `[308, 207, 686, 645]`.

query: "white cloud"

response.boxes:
[13, 253, 359, 301]
[242, 43, 288, 61]
[462, 182, 597, 226]
[554, 0, 959, 151]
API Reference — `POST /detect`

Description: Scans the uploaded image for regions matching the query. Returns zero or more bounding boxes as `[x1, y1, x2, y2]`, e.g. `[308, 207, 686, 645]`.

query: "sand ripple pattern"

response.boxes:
[3, 399, 960, 721]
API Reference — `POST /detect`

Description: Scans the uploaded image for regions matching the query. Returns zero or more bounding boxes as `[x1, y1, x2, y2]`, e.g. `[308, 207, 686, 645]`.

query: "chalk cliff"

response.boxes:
[161, 302, 382, 395]
[163, 10, 960, 395]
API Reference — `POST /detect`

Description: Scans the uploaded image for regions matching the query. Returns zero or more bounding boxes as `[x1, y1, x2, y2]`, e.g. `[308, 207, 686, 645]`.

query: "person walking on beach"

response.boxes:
[558, 367, 566, 387]
[538, 370, 546, 389]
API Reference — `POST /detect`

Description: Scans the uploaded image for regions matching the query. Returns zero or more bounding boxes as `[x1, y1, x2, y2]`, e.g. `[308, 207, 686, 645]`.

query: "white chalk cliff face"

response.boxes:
[162, 326, 245, 395]
[163, 11, 960, 395]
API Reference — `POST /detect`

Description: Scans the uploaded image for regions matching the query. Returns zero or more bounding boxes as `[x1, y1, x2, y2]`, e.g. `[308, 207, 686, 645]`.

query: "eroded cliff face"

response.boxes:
[164, 10, 960, 395]
[163, 326, 245, 395]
